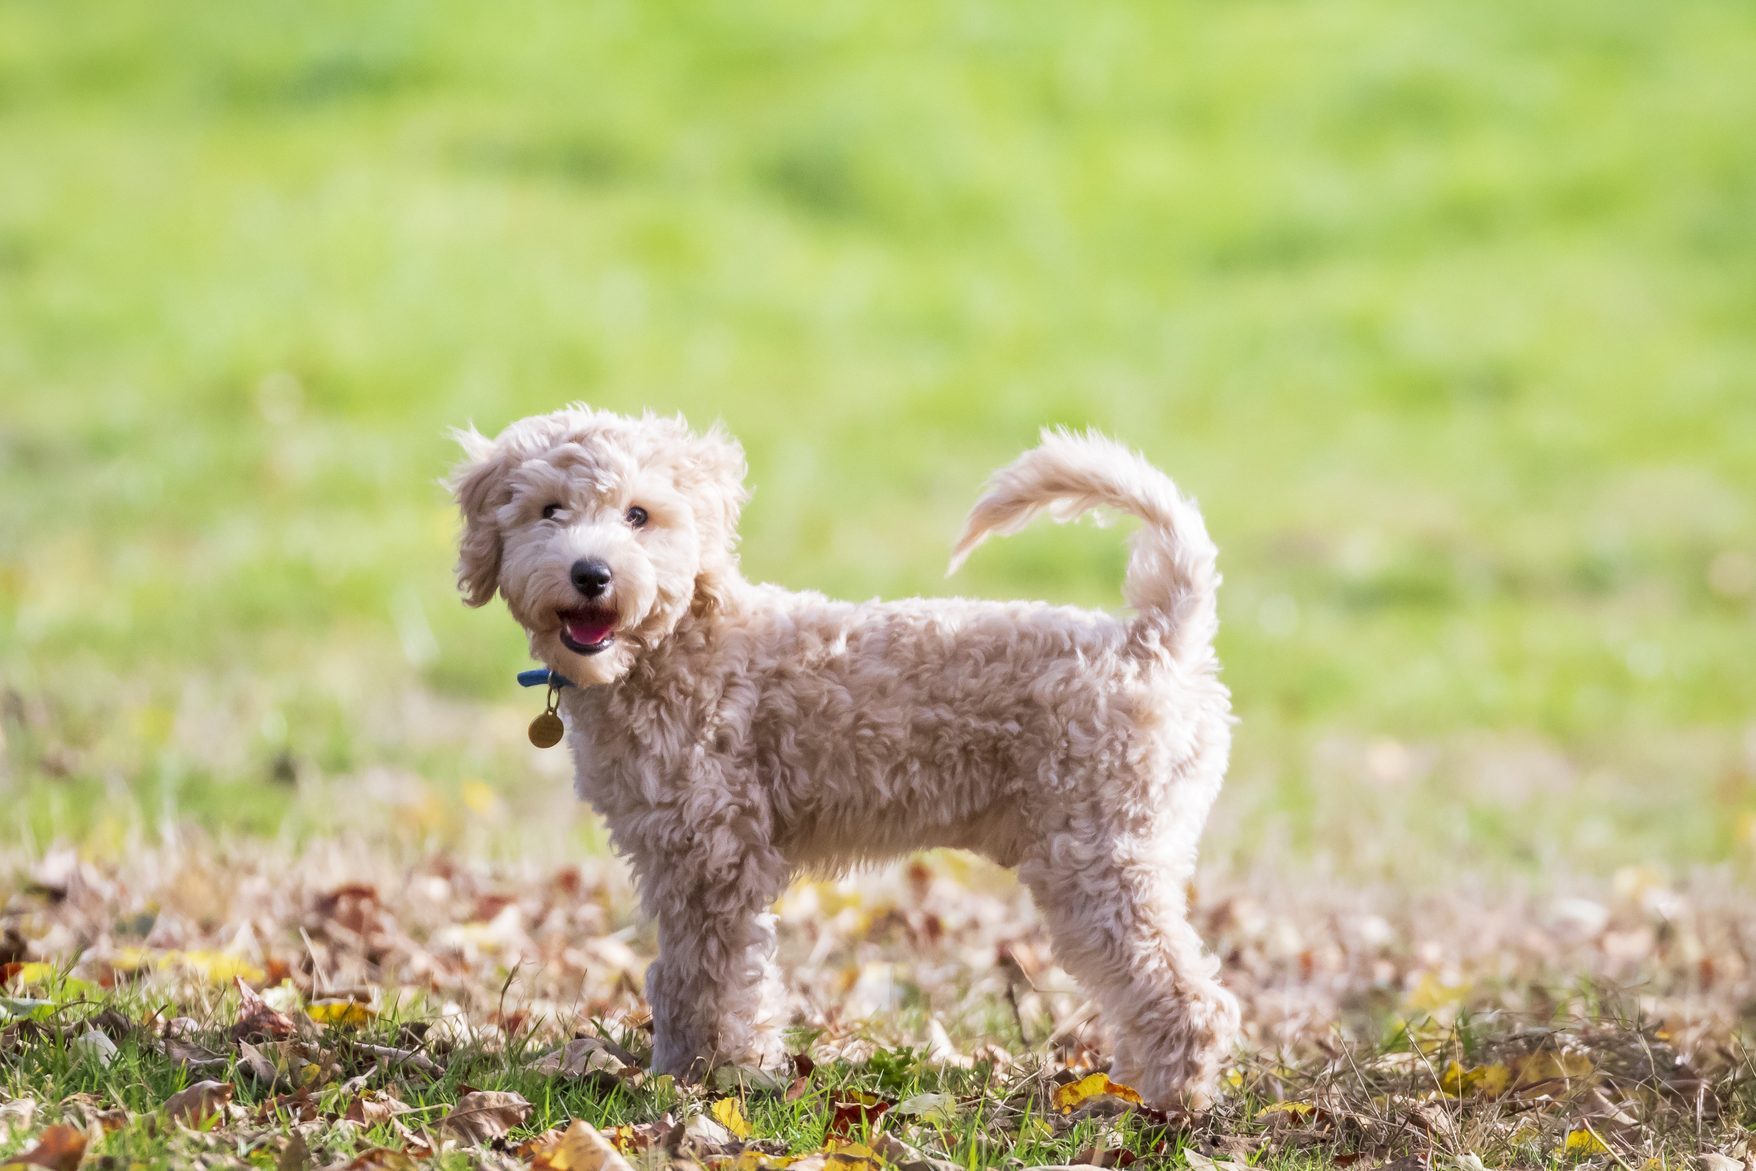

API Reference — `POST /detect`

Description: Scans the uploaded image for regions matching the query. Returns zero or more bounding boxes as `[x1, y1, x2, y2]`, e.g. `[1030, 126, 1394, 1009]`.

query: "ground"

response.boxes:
[2, 0, 1755, 1167]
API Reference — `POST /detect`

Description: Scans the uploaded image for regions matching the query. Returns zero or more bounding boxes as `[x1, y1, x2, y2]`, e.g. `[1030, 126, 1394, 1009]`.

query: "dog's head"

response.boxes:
[449, 406, 747, 685]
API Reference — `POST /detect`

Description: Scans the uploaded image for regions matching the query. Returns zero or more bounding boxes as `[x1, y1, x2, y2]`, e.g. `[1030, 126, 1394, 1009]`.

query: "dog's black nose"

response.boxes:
[570, 559, 612, 599]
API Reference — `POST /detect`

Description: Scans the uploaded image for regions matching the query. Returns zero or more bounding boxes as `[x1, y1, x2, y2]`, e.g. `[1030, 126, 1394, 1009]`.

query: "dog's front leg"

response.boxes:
[640, 832, 789, 1079]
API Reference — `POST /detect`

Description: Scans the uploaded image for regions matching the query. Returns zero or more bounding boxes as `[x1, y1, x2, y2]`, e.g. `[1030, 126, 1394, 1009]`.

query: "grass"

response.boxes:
[3, 1, 1756, 872]
[5, 848, 1752, 1169]
[2, 0, 1756, 1165]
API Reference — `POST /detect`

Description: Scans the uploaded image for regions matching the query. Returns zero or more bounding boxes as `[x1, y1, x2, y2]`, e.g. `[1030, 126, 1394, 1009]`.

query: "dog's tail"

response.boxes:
[947, 429, 1218, 667]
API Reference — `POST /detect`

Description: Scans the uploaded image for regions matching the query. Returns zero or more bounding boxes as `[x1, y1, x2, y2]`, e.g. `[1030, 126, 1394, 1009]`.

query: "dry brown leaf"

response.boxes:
[344, 1090, 415, 1127]
[350, 1042, 443, 1078]
[328, 1148, 420, 1171]
[277, 1130, 311, 1171]
[159, 1034, 228, 1075]
[231, 977, 296, 1044]
[533, 1037, 632, 1080]
[164, 1079, 234, 1126]
[827, 1090, 892, 1138]
[2, 1123, 86, 1171]
[57, 1093, 127, 1134]
[871, 1131, 962, 1171]
[526, 1119, 636, 1171]
[439, 1087, 531, 1145]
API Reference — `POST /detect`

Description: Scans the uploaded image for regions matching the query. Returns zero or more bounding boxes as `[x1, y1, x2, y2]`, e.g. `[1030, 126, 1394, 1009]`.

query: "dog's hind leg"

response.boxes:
[638, 833, 790, 1079]
[1021, 840, 1239, 1113]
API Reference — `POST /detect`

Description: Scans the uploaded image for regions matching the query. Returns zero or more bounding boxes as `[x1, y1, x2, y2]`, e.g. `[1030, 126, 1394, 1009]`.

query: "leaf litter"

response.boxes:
[1, 844, 1754, 1167]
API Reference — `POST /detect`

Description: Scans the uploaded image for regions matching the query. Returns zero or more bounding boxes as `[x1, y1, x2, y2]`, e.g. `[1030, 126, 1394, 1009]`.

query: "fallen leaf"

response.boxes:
[277, 1131, 311, 1171]
[893, 1092, 957, 1126]
[164, 1079, 234, 1126]
[159, 1033, 228, 1075]
[724, 1152, 797, 1171]
[1514, 1051, 1594, 1092]
[820, 1139, 887, 1171]
[527, 1119, 637, 1171]
[331, 1149, 419, 1171]
[872, 1131, 962, 1171]
[439, 1088, 531, 1145]
[1256, 1100, 1316, 1119]
[344, 1089, 415, 1127]
[1051, 1072, 1143, 1114]
[711, 1097, 753, 1140]
[306, 1000, 374, 1029]
[827, 1090, 893, 1140]
[349, 1042, 443, 1078]
[1561, 1128, 1609, 1157]
[1182, 1153, 1253, 1171]
[534, 1037, 632, 1080]
[231, 977, 296, 1043]
[681, 1112, 737, 1153]
[57, 1094, 126, 1134]
[1439, 1061, 1511, 1099]
[711, 1064, 789, 1093]
[0, 998, 55, 1023]
[1, 1123, 86, 1171]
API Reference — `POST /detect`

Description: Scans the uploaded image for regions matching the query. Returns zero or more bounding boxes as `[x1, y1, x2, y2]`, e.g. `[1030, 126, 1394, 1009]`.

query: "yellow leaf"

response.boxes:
[307, 1000, 375, 1028]
[724, 1152, 794, 1171]
[528, 1119, 636, 1171]
[821, 1139, 887, 1169]
[1224, 1069, 1244, 1088]
[181, 949, 267, 985]
[1256, 1100, 1314, 1118]
[711, 1097, 752, 1139]
[1440, 1060, 1511, 1098]
[1514, 1051, 1593, 1089]
[1051, 1071, 1144, 1114]
[7, 962, 58, 987]
[461, 781, 502, 817]
[1406, 972, 1470, 1013]
[1562, 1128, 1609, 1156]
[111, 947, 265, 986]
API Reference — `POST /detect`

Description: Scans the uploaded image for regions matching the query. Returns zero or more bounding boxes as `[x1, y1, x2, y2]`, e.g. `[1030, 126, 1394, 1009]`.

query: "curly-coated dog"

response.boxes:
[450, 406, 1239, 1110]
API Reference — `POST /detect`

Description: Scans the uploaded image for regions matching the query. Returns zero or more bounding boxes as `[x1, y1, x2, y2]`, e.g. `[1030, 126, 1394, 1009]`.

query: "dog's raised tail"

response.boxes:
[947, 429, 1218, 666]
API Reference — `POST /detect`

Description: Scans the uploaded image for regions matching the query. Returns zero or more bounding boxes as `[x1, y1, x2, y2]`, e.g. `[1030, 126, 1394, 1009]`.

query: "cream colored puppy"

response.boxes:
[451, 406, 1238, 1110]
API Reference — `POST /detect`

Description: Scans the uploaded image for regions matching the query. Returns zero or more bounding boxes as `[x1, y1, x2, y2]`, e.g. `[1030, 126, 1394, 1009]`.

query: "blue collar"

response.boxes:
[517, 668, 575, 689]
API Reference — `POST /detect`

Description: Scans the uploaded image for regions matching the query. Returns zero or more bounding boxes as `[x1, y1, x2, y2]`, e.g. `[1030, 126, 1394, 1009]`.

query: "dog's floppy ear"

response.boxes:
[449, 427, 514, 608]
[677, 423, 749, 612]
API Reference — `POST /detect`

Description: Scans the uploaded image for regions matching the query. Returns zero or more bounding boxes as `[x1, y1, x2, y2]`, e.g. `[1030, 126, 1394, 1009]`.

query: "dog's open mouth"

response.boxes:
[557, 607, 617, 655]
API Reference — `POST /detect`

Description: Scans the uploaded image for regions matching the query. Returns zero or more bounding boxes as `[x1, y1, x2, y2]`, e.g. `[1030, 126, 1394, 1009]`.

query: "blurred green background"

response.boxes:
[2, 0, 1753, 879]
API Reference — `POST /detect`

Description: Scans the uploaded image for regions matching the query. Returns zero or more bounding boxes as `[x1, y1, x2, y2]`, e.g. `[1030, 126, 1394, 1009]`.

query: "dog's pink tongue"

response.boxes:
[564, 613, 616, 646]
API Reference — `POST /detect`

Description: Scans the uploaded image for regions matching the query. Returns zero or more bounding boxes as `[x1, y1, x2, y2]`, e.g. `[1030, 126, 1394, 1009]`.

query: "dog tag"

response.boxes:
[528, 711, 564, 748]
[528, 680, 565, 748]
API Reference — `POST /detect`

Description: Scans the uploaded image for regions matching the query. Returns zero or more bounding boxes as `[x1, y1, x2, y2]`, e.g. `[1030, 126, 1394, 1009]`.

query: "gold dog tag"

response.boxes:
[528, 711, 564, 748]
[528, 683, 565, 748]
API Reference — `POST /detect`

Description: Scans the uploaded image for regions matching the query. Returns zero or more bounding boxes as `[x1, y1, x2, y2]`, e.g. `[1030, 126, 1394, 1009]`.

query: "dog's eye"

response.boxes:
[541, 503, 564, 520]
[625, 506, 648, 529]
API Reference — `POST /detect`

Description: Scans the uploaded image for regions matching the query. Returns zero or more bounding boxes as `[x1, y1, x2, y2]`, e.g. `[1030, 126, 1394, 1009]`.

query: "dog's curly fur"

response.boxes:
[451, 406, 1239, 1110]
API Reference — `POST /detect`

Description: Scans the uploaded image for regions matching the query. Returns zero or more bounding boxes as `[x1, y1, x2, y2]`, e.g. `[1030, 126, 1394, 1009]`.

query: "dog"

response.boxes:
[450, 406, 1239, 1110]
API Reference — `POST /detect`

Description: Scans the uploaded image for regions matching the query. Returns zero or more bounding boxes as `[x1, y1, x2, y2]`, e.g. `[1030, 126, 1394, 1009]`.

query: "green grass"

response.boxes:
[2, 2, 1756, 1161]
[4, 0, 1753, 873]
